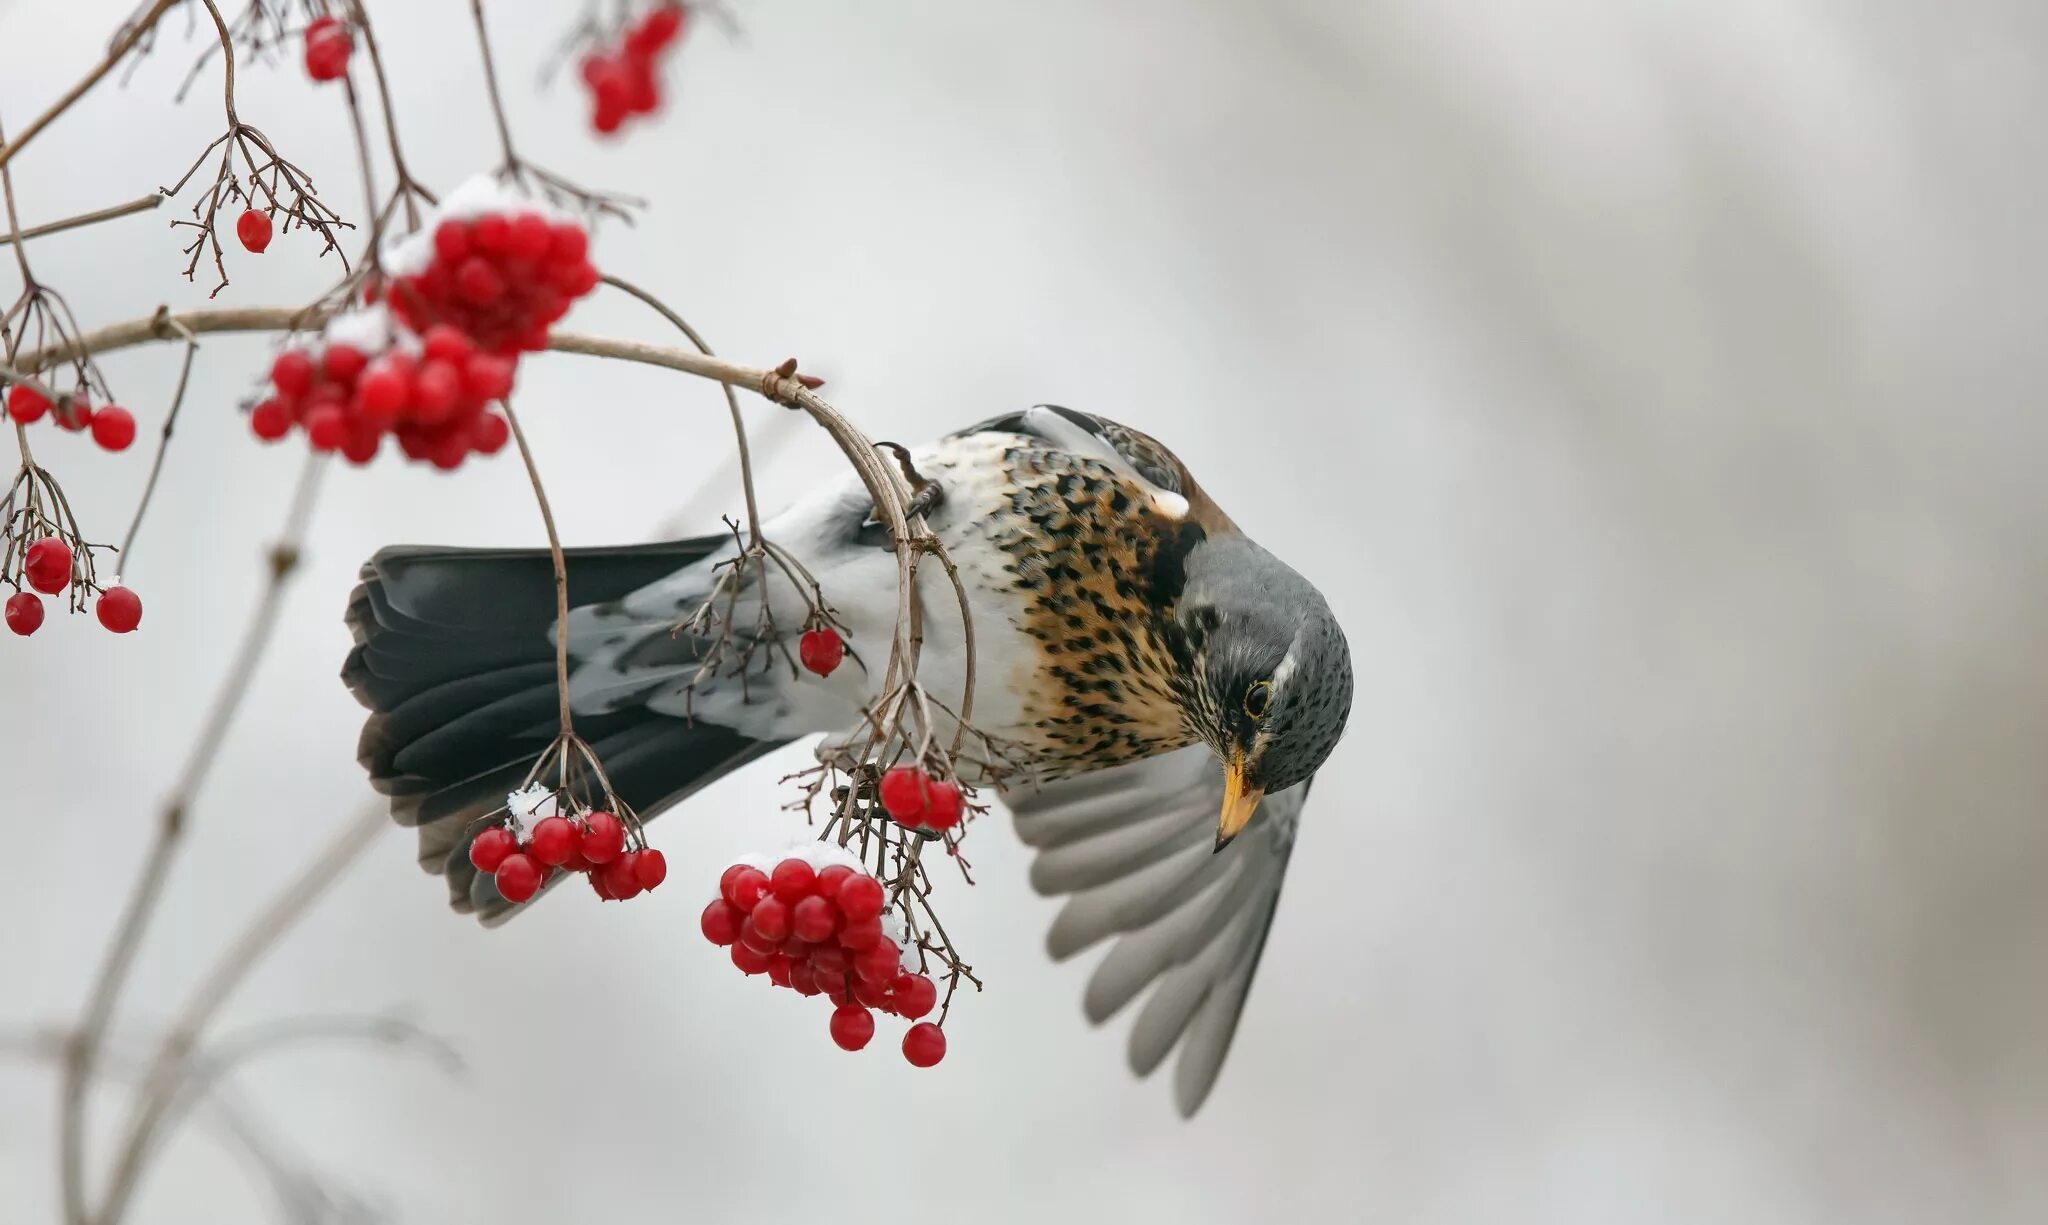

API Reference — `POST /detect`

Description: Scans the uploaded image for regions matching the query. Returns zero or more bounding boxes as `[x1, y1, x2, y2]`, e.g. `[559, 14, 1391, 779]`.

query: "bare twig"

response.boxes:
[500, 397, 576, 737]
[0, 194, 161, 248]
[113, 316, 199, 570]
[57, 455, 327, 1225]
[0, 0, 182, 172]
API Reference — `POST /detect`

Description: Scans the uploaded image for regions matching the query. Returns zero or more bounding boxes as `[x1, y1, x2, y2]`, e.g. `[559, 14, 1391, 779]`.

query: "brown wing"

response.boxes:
[950, 405, 1238, 533]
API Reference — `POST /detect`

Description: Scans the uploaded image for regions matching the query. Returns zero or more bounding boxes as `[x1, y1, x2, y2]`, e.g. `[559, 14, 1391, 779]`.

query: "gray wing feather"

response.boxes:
[1002, 745, 1306, 1116]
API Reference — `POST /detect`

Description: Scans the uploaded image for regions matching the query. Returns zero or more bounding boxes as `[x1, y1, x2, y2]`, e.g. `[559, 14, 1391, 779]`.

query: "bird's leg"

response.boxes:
[873, 441, 945, 521]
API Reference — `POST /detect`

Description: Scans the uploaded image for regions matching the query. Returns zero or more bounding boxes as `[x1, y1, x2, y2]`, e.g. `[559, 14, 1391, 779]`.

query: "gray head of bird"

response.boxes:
[1175, 534, 1354, 851]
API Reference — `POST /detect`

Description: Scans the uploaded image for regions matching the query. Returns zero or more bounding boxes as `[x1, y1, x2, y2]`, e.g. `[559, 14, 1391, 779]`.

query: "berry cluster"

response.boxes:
[700, 848, 948, 1068]
[6, 384, 137, 452]
[250, 309, 513, 469]
[798, 626, 845, 677]
[380, 207, 600, 357]
[580, 4, 689, 135]
[877, 765, 965, 834]
[468, 786, 667, 905]
[3, 536, 141, 637]
[304, 15, 354, 83]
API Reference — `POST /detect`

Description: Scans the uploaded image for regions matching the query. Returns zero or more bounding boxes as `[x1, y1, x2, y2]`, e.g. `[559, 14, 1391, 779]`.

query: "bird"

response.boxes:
[342, 404, 1353, 1115]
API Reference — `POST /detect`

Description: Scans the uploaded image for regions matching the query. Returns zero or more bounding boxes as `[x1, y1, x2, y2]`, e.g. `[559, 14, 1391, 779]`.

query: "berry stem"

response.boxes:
[467, 0, 522, 174]
[112, 319, 199, 572]
[499, 397, 575, 740]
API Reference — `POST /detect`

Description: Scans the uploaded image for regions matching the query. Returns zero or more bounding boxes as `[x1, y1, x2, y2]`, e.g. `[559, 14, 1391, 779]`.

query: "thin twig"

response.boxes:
[500, 398, 575, 736]
[0, 194, 161, 247]
[57, 455, 326, 1225]
[0, 0, 182, 172]
[113, 317, 199, 570]
[468, 0, 521, 169]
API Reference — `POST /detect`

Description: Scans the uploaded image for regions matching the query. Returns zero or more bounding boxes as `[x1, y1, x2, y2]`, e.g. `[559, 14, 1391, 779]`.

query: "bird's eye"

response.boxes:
[1244, 681, 1271, 720]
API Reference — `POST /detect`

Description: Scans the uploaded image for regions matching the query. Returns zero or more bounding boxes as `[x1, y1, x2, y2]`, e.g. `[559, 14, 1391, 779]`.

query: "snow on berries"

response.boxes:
[702, 842, 949, 1067]
[250, 305, 513, 469]
[581, 4, 690, 136]
[303, 15, 354, 83]
[877, 765, 965, 833]
[798, 626, 845, 677]
[378, 176, 600, 358]
[467, 785, 665, 907]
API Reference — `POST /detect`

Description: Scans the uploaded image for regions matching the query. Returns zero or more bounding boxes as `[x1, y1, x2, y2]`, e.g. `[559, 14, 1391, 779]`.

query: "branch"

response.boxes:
[58, 454, 327, 1225]
[0, 194, 161, 248]
[0, 0, 182, 172]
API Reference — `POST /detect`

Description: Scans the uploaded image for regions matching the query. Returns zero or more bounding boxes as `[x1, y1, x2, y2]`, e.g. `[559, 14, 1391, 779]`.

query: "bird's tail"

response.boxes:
[342, 538, 789, 924]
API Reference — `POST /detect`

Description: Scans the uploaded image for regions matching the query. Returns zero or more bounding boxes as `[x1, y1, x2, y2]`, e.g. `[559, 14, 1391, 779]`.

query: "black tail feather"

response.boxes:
[343, 538, 788, 924]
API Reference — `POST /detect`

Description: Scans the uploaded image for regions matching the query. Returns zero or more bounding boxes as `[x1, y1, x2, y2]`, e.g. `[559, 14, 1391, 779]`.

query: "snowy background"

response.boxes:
[5, 0, 2048, 1221]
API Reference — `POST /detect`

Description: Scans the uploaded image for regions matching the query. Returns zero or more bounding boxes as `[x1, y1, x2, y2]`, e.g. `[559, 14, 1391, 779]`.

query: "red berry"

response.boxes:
[922, 779, 964, 831]
[824, 976, 853, 1007]
[472, 213, 513, 254]
[629, 4, 687, 55]
[4, 592, 44, 637]
[851, 975, 891, 1010]
[633, 848, 667, 891]
[893, 973, 937, 1020]
[731, 942, 772, 975]
[581, 811, 626, 863]
[700, 898, 742, 945]
[878, 766, 931, 825]
[751, 895, 792, 942]
[469, 826, 517, 873]
[815, 864, 854, 897]
[411, 361, 461, 423]
[798, 627, 845, 677]
[6, 383, 49, 424]
[854, 938, 900, 984]
[427, 429, 469, 470]
[809, 944, 848, 976]
[271, 350, 315, 397]
[468, 412, 510, 455]
[528, 816, 580, 865]
[601, 853, 644, 900]
[85, 404, 135, 452]
[722, 865, 769, 910]
[455, 257, 505, 305]
[791, 894, 838, 943]
[23, 538, 72, 595]
[829, 1004, 875, 1052]
[788, 960, 820, 996]
[463, 354, 516, 402]
[421, 324, 475, 365]
[323, 344, 367, 384]
[57, 398, 92, 431]
[836, 873, 884, 922]
[304, 23, 353, 82]
[507, 213, 553, 261]
[762, 954, 792, 988]
[494, 853, 542, 903]
[432, 220, 472, 264]
[549, 223, 589, 265]
[770, 858, 815, 902]
[902, 1022, 946, 1067]
[355, 358, 411, 422]
[249, 399, 291, 440]
[590, 869, 619, 901]
[95, 585, 142, 633]
[341, 423, 380, 465]
[236, 208, 273, 253]
[305, 406, 348, 452]
[738, 916, 780, 955]
[837, 915, 882, 952]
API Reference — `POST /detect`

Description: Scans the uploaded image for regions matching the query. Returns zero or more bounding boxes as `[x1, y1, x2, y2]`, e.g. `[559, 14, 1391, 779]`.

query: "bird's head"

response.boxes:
[1175, 536, 1353, 851]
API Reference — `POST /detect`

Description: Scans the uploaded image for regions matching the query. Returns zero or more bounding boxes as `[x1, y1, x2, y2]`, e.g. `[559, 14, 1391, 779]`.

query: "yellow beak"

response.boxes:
[1216, 751, 1264, 853]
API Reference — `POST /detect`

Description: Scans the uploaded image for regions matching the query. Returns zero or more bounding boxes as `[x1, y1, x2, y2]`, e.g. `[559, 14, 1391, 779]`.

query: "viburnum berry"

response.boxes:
[770, 857, 815, 902]
[6, 384, 48, 424]
[248, 399, 290, 440]
[798, 627, 845, 677]
[5, 592, 44, 637]
[633, 848, 667, 891]
[828, 1004, 874, 1052]
[893, 973, 937, 1021]
[836, 915, 882, 952]
[750, 895, 792, 942]
[23, 538, 72, 595]
[528, 815, 580, 865]
[469, 826, 518, 873]
[494, 853, 543, 903]
[236, 208, 273, 253]
[721, 864, 769, 910]
[791, 894, 838, 943]
[902, 1022, 947, 1067]
[809, 943, 848, 977]
[851, 975, 891, 1010]
[788, 959, 820, 996]
[854, 938, 901, 984]
[96, 586, 143, 634]
[54, 398, 92, 431]
[700, 898, 743, 945]
[582, 4, 687, 136]
[600, 853, 645, 901]
[304, 16, 353, 82]
[581, 811, 626, 863]
[878, 766, 930, 825]
[836, 872, 884, 922]
[731, 942, 772, 975]
[739, 915, 780, 955]
[90, 404, 136, 452]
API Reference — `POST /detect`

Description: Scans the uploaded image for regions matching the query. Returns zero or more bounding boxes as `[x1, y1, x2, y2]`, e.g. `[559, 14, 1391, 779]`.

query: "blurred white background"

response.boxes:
[5, 0, 2047, 1221]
